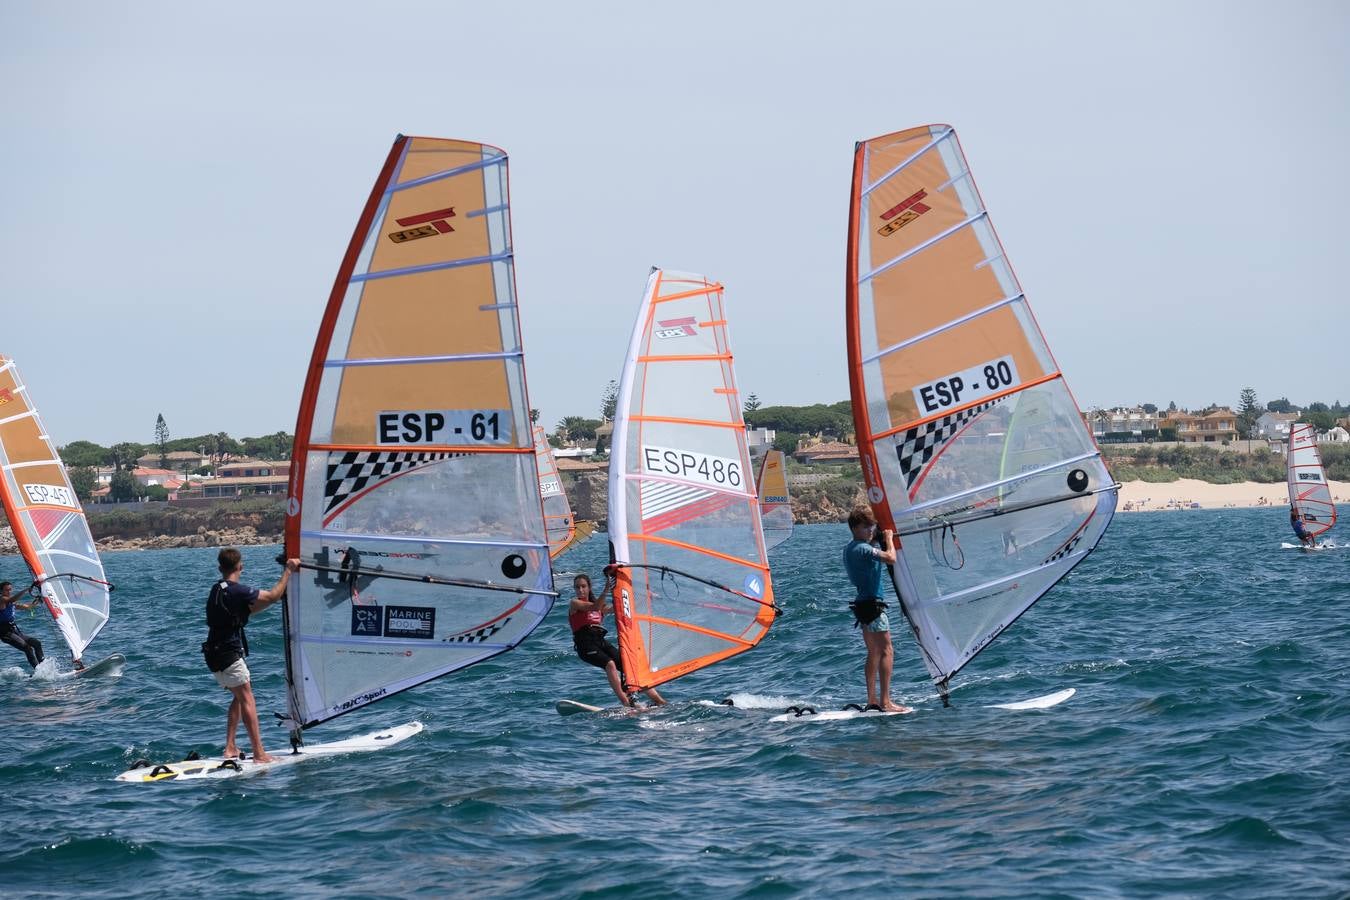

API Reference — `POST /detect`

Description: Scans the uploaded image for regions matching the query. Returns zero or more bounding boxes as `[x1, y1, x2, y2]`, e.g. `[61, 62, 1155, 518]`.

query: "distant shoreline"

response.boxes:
[1117, 478, 1348, 512]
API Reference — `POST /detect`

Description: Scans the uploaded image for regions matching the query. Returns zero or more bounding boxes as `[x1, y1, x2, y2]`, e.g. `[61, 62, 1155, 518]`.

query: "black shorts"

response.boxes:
[573, 627, 622, 673]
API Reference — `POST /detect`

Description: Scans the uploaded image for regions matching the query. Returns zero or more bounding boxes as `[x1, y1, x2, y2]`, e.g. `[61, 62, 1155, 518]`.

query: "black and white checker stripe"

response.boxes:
[893, 400, 1002, 491]
[324, 451, 464, 514]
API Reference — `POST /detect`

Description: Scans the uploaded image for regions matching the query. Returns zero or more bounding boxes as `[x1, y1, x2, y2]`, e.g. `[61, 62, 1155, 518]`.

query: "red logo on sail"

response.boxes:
[877, 190, 930, 236]
[388, 207, 457, 243]
[654, 317, 698, 339]
[0, 388, 11, 406]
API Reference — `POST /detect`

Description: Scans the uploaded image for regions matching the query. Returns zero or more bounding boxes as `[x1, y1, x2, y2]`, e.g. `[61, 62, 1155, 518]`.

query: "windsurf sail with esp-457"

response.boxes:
[282, 136, 556, 739]
[1287, 422, 1335, 539]
[846, 125, 1117, 702]
[607, 269, 779, 692]
[0, 356, 112, 665]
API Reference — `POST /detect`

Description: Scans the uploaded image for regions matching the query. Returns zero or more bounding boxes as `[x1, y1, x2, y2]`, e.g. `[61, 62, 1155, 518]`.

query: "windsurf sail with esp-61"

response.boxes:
[533, 425, 593, 558]
[845, 125, 1117, 702]
[1287, 422, 1335, 539]
[756, 449, 793, 550]
[282, 136, 556, 739]
[0, 356, 112, 665]
[607, 269, 779, 692]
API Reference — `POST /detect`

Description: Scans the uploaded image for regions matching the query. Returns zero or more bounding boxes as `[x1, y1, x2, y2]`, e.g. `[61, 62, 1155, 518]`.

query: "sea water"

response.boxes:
[1, 508, 1346, 898]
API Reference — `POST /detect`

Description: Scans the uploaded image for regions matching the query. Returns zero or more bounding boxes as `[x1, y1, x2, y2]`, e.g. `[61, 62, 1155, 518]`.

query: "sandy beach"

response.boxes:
[1118, 478, 1350, 512]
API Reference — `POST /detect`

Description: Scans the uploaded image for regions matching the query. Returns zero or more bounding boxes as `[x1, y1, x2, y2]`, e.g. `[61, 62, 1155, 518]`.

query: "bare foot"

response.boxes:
[252, 751, 277, 764]
[223, 745, 240, 759]
[882, 701, 914, 713]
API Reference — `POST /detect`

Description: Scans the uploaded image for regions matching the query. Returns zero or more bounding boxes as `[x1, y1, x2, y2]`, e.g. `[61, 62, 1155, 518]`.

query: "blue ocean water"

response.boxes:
[1, 509, 1346, 898]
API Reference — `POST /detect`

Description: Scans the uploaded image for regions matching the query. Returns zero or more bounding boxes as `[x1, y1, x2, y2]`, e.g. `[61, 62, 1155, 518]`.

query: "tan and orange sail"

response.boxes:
[756, 449, 793, 550]
[282, 136, 555, 732]
[534, 424, 593, 558]
[607, 269, 778, 692]
[0, 356, 111, 663]
[846, 126, 1116, 698]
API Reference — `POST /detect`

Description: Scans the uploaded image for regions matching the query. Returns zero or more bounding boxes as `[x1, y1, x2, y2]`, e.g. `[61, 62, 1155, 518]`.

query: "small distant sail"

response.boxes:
[533, 425, 581, 559]
[608, 269, 778, 691]
[1287, 423, 1335, 538]
[283, 136, 556, 734]
[0, 356, 112, 662]
[845, 125, 1117, 698]
[756, 449, 794, 549]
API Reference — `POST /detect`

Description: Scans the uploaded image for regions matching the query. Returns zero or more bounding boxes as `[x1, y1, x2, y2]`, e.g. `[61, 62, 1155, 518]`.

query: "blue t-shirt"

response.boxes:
[844, 539, 885, 600]
[0, 598, 16, 625]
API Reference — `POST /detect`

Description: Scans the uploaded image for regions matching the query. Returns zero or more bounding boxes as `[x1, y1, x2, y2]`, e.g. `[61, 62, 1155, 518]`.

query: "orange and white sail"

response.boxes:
[1287, 423, 1335, 538]
[846, 125, 1116, 699]
[533, 425, 580, 559]
[755, 449, 793, 550]
[282, 136, 555, 734]
[607, 269, 778, 691]
[0, 356, 111, 662]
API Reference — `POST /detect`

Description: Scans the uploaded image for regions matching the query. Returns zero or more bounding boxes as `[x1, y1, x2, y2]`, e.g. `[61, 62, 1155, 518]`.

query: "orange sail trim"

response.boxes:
[609, 269, 776, 693]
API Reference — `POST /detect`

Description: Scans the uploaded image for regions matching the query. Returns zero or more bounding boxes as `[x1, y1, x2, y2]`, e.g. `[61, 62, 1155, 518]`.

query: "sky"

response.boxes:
[1, 1, 1346, 446]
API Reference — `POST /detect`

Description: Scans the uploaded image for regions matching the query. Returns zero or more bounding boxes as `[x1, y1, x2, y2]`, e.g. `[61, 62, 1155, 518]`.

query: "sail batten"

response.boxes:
[609, 269, 776, 691]
[0, 356, 112, 662]
[283, 136, 554, 731]
[846, 125, 1116, 692]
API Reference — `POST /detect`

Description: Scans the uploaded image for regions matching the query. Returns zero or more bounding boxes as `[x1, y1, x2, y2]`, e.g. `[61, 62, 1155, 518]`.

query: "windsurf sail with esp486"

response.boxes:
[281, 136, 556, 741]
[845, 125, 1117, 703]
[0, 356, 113, 666]
[606, 269, 779, 692]
[1287, 422, 1336, 540]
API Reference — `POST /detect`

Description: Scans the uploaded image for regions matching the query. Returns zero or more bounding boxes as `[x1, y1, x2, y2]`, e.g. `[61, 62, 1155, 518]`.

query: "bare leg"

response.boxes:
[863, 631, 881, 707]
[604, 662, 632, 706]
[644, 686, 667, 706]
[224, 693, 242, 757]
[875, 633, 911, 713]
[232, 684, 276, 763]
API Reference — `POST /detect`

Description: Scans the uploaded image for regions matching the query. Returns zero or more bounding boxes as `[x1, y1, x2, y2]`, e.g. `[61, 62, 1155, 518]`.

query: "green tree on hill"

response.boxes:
[68, 466, 97, 501]
[59, 440, 108, 468]
[1266, 397, 1294, 413]
[1237, 388, 1260, 442]
[108, 442, 145, 471]
[744, 393, 762, 414]
[155, 413, 170, 468]
[559, 416, 601, 441]
[109, 470, 139, 501]
[600, 380, 619, 423]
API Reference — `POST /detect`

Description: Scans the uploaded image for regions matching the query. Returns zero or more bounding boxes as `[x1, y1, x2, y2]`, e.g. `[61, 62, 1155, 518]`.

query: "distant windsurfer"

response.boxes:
[843, 508, 912, 713]
[0, 581, 44, 670]
[1290, 508, 1315, 548]
[202, 548, 298, 763]
[569, 573, 666, 708]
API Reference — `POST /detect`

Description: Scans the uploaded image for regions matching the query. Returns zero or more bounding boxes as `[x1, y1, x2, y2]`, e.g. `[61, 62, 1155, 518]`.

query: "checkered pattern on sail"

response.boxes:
[324, 451, 464, 514]
[894, 400, 1002, 491]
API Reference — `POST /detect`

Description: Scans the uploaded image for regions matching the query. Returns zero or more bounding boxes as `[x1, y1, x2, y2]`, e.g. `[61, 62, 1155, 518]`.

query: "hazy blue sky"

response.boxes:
[1, 1, 1345, 446]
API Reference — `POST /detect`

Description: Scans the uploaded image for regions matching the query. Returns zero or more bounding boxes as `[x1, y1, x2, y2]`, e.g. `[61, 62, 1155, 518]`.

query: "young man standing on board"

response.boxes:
[0, 581, 44, 669]
[1290, 508, 1316, 548]
[202, 548, 299, 763]
[843, 508, 912, 713]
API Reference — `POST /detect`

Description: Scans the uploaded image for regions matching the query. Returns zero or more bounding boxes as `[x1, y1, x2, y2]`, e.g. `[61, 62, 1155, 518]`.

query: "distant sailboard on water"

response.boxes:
[0, 355, 117, 674]
[756, 449, 794, 550]
[844, 125, 1117, 706]
[534, 425, 594, 559]
[1287, 422, 1336, 549]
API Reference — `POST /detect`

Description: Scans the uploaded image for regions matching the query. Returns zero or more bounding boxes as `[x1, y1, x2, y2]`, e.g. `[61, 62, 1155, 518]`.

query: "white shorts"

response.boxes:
[213, 658, 251, 689]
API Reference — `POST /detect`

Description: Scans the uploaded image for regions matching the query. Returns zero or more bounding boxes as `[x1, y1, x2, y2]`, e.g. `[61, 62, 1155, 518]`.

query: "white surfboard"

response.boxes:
[115, 721, 423, 783]
[985, 687, 1076, 710]
[556, 699, 607, 716]
[63, 653, 126, 680]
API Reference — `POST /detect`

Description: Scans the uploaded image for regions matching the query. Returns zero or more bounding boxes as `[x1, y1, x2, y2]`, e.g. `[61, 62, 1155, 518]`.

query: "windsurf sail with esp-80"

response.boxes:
[282, 136, 556, 739]
[0, 356, 113, 665]
[1287, 423, 1335, 539]
[756, 449, 793, 550]
[845, 125, 1117, 702]
[607, 269, 779, 692]
[533, 425, 592, 558]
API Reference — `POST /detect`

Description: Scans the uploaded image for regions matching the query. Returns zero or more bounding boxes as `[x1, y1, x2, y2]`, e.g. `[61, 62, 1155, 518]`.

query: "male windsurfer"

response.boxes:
[843, 507, 912, 713]
[0, 581, 44, 669]
[202, 548, 299, 763]
[569, 572, 666, 708]
[1290, 507, 1315, 548]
